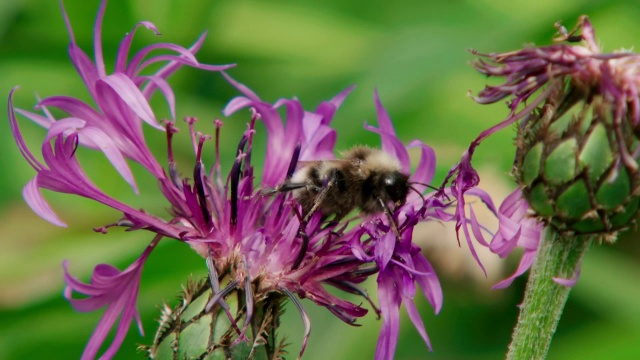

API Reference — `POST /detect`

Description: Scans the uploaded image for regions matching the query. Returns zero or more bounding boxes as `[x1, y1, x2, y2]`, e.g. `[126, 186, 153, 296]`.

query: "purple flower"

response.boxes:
[9, 2, 496, 359]
[222, 80, 452, 359]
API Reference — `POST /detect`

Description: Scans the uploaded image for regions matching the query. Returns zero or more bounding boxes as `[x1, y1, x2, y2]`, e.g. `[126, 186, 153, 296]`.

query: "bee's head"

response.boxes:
[381, 171, 410, 208]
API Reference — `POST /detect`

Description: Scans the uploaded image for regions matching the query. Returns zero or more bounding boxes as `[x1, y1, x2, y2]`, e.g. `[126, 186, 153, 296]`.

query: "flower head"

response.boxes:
[454, 16, 640, 287]
[213, 78, 451, 359]
[10, 1, 496, 359]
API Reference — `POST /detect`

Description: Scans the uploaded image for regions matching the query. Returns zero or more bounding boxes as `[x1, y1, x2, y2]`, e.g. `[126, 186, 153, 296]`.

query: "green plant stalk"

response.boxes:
[506, 228, 593, 360]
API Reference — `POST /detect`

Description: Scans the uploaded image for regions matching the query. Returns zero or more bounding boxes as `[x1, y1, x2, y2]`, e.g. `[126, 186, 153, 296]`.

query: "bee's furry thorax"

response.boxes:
[285, 146, 410, 221]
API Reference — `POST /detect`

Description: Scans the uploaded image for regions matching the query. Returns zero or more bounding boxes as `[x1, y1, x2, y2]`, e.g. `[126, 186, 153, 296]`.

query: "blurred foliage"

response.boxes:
[1, 0, 640, 359]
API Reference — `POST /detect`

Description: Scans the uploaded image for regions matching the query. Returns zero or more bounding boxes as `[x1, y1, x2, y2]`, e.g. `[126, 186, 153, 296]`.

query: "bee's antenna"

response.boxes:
[292, 168, 338, 270]
[260, 143, 302, 198]
[259, 188, 277, 196]
[408, 184, 427, 206]
[409, 181, 438, 192]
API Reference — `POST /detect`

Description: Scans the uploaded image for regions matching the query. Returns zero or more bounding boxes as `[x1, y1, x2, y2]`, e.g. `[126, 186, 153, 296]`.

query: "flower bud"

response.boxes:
[471, 16, 640, 240]
[515, 84, 640, 238]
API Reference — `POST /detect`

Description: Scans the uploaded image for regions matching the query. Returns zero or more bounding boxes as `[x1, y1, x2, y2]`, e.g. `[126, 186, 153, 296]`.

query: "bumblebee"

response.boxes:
[277, 146, 410, 222]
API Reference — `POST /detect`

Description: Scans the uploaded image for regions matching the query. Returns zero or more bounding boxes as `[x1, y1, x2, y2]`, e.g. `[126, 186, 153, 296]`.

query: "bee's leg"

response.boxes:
[291, 170, 338, 269]
[261, 143, 301, 196]
[377, 197, 401, 240]
[302, 168, 338, 223]
[260, 181, 309, 196]
[278, 182, 308, 193]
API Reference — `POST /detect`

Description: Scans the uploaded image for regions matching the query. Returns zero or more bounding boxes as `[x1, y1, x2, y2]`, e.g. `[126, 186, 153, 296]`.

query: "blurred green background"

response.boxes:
[2, 0, 640, 359]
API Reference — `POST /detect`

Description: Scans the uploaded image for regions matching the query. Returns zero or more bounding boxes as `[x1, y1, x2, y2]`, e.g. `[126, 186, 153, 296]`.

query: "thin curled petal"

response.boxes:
[413, 253, 443, 314]
[115, 21, 160, 73]
[403, 298, 432, 351]
[492, 249, 537, 289]
[553, 269, 581, 287]
[375, 269, 401, 360]
[63, 235, 158, 360]
[80, 126, 138, 193]
[366, 90, 410, 173]
[97, 74, 162, 130]
[23, 177, 67, 227]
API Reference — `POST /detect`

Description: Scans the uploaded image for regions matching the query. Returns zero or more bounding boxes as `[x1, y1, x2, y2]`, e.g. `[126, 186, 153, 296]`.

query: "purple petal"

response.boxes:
[313, 85, 355, 125]
[222, 72, 261, 101]
[413, 253, 443, 313]
[8, 88, 44, 170]
[38, 96, 102, 124]
[466, 187, 498, 216]
[116, 21, 160, 73]
[68, 44, 100, 98]
[403, 298, 432, 351]
[15, 108, 54, 129]
[300, 119, 336, 160]
[44, 117, 86, 142]
[133, 52, 204, 77]
[374, 232, 396, 271]
[375, 270, 401, 360]
[23, 177, 66, 227]
[80, 126, 138, 193]
[140, 75, 175, 119]
[97, 74, 162, 130]
[489, 189, 542, 288]
[223, 96, 255, 116]
[371, 90, 410, 173]
[63, 236, 158, 360]
[468, 205, 490, 247]
[348, 231, 374, 262]
[282, 288, 312, 359]
[128, 41, 204, 76]
[491, 227, 521, 258]
[92, 0, 108, 77]
[140, 33, 235, 100]
[493, 249, 537, 289]
[373, 89, 397, 136]
[553, 269, 581, 287]
[408, 140, 436, 185]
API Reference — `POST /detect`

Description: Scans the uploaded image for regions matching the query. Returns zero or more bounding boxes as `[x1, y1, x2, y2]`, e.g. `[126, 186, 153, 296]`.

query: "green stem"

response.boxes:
[506, 228, 592, 360]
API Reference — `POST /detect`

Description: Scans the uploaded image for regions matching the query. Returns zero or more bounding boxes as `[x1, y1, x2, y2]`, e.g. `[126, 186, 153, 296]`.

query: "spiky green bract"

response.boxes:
[141, 278, 287, 360]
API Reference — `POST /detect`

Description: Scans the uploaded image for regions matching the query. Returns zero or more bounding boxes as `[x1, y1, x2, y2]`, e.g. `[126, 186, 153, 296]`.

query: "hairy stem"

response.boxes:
[507, 228, 593, 360]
